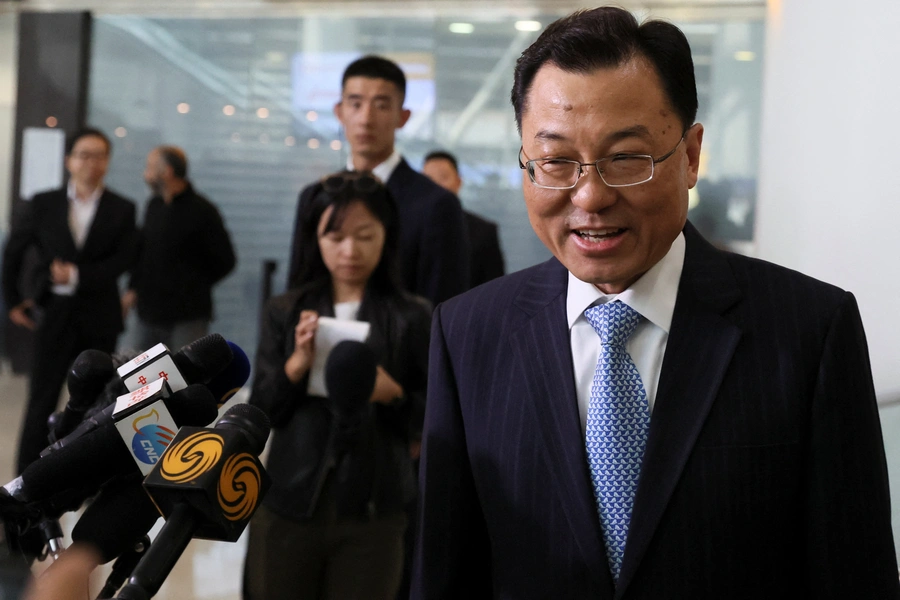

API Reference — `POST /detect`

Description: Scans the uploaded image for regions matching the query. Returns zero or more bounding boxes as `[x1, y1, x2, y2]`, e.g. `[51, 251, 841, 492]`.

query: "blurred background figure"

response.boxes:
[287, 55, 470, 305]
[245, 171, 431, 600]
[122, 145, 236, 350]
[2, 128, 136, 475]
[423, 150, 505, 288]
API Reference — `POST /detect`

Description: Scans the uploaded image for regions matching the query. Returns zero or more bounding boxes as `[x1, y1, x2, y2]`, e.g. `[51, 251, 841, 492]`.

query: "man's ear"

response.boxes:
[333, 101, 344, 125]
[397, 108, 411, 129]
[685, 123, 704, 189]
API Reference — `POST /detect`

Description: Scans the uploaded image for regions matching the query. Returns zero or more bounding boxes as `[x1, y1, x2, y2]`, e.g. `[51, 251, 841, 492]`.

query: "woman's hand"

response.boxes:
[284, 310, 318, 384]
[370, 365, 404, 404]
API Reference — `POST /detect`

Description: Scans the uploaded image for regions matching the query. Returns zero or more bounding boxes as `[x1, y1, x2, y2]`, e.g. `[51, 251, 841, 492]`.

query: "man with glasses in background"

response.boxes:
[413, 7, 899, 599]
[287, 55, 469, 306]
[2, 128, 137, 475]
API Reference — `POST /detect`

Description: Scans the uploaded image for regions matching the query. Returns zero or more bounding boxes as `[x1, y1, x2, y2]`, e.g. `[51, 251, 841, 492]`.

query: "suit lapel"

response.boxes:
[509, 259, 613, 593]
[51, 190, 78, 257]
[614, 223, 743, 597]
[79, 190, 111, 257]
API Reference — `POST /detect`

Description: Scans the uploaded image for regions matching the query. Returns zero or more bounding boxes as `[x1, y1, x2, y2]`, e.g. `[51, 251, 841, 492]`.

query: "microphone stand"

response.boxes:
[114, 504, 197, 600]
[96, 535, 150, 599]
[37, 517, 64, 561]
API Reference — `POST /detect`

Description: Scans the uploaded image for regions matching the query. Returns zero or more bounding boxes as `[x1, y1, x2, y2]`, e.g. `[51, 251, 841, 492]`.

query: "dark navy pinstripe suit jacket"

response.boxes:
[412, 222, 899, 600]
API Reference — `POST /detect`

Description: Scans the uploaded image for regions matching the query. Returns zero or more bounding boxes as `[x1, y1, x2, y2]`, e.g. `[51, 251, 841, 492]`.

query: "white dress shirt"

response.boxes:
[345, 150, 401, 183]
[567, 232, 685, 432]
[53, 181, 102, 296]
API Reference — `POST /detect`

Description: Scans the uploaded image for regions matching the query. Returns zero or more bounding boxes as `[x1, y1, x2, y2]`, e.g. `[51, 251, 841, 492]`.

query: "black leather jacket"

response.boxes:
[250, 284, 431, 522]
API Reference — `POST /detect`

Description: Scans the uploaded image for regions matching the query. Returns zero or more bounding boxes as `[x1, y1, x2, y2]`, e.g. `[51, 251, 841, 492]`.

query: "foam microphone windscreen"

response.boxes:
[325, 340, 378, 417]
[66, 350, 116, 409]
[215, 402, 271, 455]
[171, 333, 233, 384]
[206, 341, 251, 408]
[70, 472, 160, 564]
[47, 350, 117, 443]
[165, 384, 219, 426]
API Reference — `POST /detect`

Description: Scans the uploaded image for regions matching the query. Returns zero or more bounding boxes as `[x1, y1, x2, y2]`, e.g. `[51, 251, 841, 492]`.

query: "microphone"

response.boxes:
[47, 350, 116, 443]
[206, 341, 251, 408]
[68, 379, 239, 564]
[325, 340, 377, 420]
[302, 341, 377, 516]
[40, 334, 234, 458]
[26, 345, 252, 562]
[4, 385, 219, 506]
[70, 472, 160, 565]
[118, 333, 233, 393]
[114, 404, 271, 600]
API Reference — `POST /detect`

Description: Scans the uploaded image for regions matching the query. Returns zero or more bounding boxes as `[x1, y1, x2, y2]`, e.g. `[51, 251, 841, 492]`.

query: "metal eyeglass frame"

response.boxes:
[518, 132, 687, 190]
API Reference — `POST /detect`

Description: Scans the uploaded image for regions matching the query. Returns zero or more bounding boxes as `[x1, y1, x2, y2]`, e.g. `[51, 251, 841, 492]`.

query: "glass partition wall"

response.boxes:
[86, 9, 766, 363]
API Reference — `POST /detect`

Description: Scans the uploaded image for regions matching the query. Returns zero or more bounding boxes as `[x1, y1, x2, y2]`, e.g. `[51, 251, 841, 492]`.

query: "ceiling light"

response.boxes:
[449, 23, 474, 34]
[515, 21, 542, 32]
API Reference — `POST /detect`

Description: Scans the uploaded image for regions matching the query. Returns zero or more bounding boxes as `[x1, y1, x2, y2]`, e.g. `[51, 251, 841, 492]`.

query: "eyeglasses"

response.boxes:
[320, 171, 381, 195]
[518, 133, 686, 190]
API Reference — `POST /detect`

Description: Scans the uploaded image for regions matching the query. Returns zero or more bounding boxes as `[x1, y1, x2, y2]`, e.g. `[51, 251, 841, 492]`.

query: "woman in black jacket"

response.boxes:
[243, 171, 431, 600]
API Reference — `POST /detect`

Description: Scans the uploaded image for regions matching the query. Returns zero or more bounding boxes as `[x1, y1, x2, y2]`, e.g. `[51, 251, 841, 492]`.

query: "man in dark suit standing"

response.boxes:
[413, 8, 899, 599]
[287, 55, 469, 305]
[3, 128, 136, 474]
[423, 150, 505, 288]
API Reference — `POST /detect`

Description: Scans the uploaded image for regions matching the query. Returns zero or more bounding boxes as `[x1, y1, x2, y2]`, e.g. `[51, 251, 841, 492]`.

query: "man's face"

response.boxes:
[65, 135, 110, 189]
[334, 76, 410, 166]
[423, 158, 462, 195]
[520, 58, 703, 294]
[143, 149, 166, 196]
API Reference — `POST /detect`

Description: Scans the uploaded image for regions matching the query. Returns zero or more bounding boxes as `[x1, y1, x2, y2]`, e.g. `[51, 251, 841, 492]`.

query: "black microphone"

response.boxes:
[114, 404, 271, 600]
[325, 340, 377, 420]
[70, 473, 163, 565]
[170, 333, 234, 386]
[301, 341, 377, 516]
[50, 348, 254, 563]
[4, 385, 219, 506]
[40, 334, 233, 458]
[206, 341, 251, 408]
[47, 350, 116, 443]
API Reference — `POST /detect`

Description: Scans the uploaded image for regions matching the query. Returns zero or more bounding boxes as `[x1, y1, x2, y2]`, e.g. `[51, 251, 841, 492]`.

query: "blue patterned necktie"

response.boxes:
[583, 301, 650, 583]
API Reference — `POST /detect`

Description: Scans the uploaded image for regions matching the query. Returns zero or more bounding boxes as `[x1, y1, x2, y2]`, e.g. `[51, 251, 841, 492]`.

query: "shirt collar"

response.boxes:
[566, 231, 685, 332]
[345, 149, 401, 183]
[67, 180, 104, 205]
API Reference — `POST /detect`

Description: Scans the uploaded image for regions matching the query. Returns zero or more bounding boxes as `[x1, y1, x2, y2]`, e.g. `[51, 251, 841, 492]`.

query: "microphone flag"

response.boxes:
[142, 425, 270, 541]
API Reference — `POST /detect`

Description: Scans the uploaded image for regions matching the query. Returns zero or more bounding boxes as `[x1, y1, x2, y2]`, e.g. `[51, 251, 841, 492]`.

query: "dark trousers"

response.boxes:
[16, 296, 117, 474]
[243, 504, 406, 600]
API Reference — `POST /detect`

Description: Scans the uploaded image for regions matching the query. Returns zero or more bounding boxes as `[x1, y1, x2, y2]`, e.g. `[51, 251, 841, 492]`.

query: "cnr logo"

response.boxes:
[130, 410, 176, 465]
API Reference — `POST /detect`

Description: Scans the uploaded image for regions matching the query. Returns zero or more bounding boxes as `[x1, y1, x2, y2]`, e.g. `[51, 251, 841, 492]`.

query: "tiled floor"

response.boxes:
[0, 368, 246, 600]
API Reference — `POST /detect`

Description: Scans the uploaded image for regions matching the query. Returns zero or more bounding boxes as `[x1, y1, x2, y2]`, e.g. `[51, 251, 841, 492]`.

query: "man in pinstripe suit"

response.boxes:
[412, 7, 899, 599]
